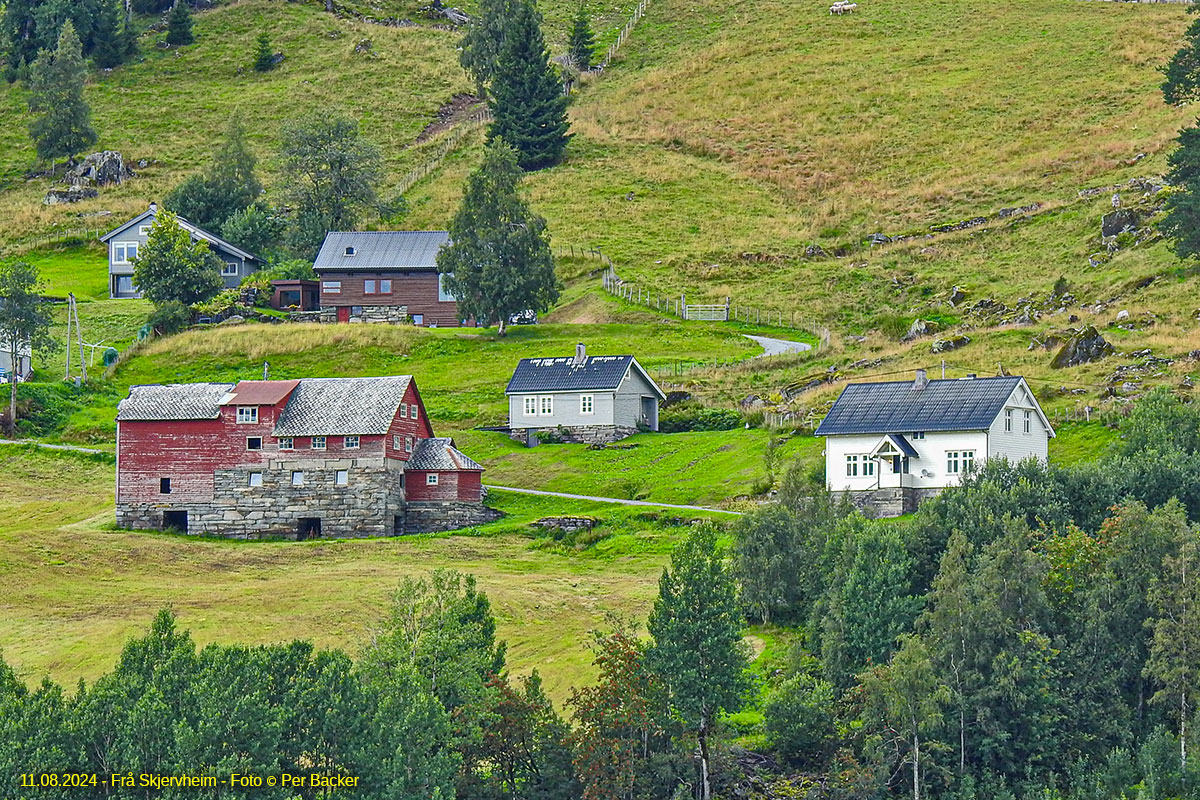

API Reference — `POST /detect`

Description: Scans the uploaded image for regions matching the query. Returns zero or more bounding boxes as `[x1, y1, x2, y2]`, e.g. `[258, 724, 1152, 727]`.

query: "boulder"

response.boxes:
[1101, 208, 1142, 238]
[931, 335, 970, 354]
[902, 318, 936, 342]
[218, 315, 246, 326]
[804, 244, 826, 258]
[1115, 309, 1130, 322]
[1050, 326, 1113, 369]
[43, 186, 98, 204]
[67, 151, 133, 188]
[947, 285, 966, 306]
[867, 233, 891, 246]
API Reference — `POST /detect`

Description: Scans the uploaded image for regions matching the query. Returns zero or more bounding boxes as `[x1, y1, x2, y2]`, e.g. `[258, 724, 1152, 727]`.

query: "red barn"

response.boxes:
[115, 376, 498, 538]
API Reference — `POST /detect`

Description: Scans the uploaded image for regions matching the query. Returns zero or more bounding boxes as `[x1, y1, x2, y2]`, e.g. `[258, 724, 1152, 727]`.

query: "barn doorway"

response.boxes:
[297, 518, 322, 540]
[163, 510, 188, 534]
[336, 307, 350, 323]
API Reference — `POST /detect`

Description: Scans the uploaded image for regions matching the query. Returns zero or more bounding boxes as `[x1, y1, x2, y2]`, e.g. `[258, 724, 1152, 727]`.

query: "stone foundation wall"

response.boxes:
[831, 487, 942, 518]
[404, 501, 503, 534]
[509, 425, 639, 446]
[287, 306, 410, 325]
[289, 309, 336, 324]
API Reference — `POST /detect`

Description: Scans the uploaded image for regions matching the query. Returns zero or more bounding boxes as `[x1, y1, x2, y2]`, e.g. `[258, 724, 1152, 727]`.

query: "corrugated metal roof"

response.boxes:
[313, 231, 450, 272]
[117, 383, 235, 421]
[408, 437, 484, 471]
[506, 355, 635, 393]
[221, 380, 300, 406]
[272, 376, 413, 436]
[815, 376, 1023, 436]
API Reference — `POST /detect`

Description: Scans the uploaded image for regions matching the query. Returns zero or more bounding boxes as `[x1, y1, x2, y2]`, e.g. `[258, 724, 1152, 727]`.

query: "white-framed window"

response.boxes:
[364, 279, 377, 294]
[291, 471, 304, 486]
[236, 406, 258, 424]
[336, 470, 349, 486]
[247, 437, 263, 450]
[426, 473, 439, 486]
[379, 279, 392, 293]
[139, 224, 152, 236]
[946, 450, 975, 474]
[911, 431, 925, 440]
[580, 394, 594, 415]
[1004, 409, 1013, 432]
[1023, 410, 1032, 435]
[113, 242, 138, 263]
[439, 273, 456, 302]
[846, 454, 859, 477]
[322, 281, 342, 294]
[222, 262, 239, 277]
[344, 435, 360, 449]
[539, 396, 553, 416]
[400, 402, 408, 417]
[409, 405, 418, 420]
[523, 396, 537, 416]
[249, 472, 263, 487]
[312, 436, 326, 450]
[865, 458, 876, 476]
[279, 437, 294, 450]
[393, 434, 401, 450]
[405, 436, 413, 453]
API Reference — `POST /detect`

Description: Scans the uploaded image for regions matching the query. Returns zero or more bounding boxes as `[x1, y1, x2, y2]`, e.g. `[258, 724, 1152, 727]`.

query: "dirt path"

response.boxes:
[745, 334, 812, 357]
[485, 485, 742, 515]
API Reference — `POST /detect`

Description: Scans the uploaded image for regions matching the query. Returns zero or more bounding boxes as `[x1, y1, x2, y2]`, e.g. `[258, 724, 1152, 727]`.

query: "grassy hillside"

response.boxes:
[0, 446, 730, 701]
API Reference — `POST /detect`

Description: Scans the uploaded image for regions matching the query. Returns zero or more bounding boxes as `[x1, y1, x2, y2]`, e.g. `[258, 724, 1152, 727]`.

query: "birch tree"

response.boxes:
[0, 261, 53, 434]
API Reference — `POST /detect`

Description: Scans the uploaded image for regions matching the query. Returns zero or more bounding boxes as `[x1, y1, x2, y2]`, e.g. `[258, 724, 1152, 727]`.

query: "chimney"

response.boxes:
[149, 201, 157, 214]
[913, 369, 928, 390]
[965, 373, 976, 380]
[263, 361, 270, 381]
[573, 343, 587, 366]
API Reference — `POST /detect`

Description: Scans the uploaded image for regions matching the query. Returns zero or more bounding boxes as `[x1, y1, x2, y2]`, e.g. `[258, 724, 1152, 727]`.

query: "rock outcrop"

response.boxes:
[1051, 326, 1113, 369]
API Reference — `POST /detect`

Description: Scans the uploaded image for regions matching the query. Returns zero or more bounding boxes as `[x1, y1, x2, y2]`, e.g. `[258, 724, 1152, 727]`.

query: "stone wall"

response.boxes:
[286, 306, 410, 325]
[831, 487, 942, 518]
[404, 501, 503, 534]
[509, 424, 639, 446]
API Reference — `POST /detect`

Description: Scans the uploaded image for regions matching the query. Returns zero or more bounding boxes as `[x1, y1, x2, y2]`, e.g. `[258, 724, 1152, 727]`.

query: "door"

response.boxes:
[297, 518, 322, 540]
[163, 510, 188, 534]
[640, 396, 658, 431]
[337, 306, 350, 323]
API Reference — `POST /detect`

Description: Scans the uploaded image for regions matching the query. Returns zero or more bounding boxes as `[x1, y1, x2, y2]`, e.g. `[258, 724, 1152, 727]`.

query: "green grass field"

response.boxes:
[0, 446, 732, 702]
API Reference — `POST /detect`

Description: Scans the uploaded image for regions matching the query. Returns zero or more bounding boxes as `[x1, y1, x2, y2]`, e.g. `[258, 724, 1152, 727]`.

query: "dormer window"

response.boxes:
[344, 246, 356, 257]
[236, 406, 258, 424]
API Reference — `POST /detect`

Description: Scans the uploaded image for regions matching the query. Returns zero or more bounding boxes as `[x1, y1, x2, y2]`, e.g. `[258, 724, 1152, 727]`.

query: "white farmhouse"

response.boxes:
[815, 371, 1053, 516]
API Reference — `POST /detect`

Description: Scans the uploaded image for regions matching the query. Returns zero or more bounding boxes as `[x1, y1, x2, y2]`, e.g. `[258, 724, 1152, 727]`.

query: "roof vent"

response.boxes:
[964, 373, 976, 380]
[913, 369, 928, 390]
[344, 246, 357, 257]
[573, 343, 587, 366]
[149, 201, 158, 214]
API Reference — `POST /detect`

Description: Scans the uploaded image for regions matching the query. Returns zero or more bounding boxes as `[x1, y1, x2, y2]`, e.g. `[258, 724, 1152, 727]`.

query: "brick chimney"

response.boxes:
[913, 368, 928, 390]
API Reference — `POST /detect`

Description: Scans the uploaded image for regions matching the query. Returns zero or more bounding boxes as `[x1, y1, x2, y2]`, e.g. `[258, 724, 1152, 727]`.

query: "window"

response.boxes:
[292, 471, 304, 486]
[911, 431, 925, 440]
[846, 454, 859, 477]
[344, 435, 360, 449]
[351, 306, 363, 316]
[344, 246, 356, 256]
[1023, 410, 1032, 435]
[400, 402, 408, 417]
[222, 262, 240, 277]
[247, 437, 263, 450]
[865, 458, 875, 476]
[312, 436, 326, 450]
[947, 450, 975, 474]
[426, 473, 439, 486]
[379, 279, 392, 293]
[336, 470, 349, 486]
[115, 276, 135, 295]
[113, 242, 138, 263]
[539, 396, 553, 416]
[439, 273, 457, 302]
[279, 437, 294, 450]
[409, 404, 418, 420]
[159, 477, 171, 494]
[393, 434, 401, 450]
[236, 406, 258, 424]
[249, 472, 263, 487]
[405, 436, 413, 453]
[846, 455, 874, 476]
[364, 279, 377, 294]
[523, 396, 537, 416]
[580, 394, 594, 415]
[322, 281, 342, 294]
[139, 225, 152, 236]
[1004, 409, 1013, 432]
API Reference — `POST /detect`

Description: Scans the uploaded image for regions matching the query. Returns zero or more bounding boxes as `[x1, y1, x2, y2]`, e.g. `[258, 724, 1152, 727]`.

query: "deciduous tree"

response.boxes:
[166, 115, 263, 231]
[459, 0, 518, 93]
[0, 261, 54, 433]
[132, 210, 225, 307]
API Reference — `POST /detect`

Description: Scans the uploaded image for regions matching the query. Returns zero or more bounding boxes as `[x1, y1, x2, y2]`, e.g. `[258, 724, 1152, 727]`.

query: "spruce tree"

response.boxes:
[1163, 14, 1200, 106]
[165, 1, 194, 47]
[568, 4, 594, 71]
[1160, 123, 1200, 259]
[27, 21, 98, 165]
[91, 0, 135, 69]
[486, 0, 570, 170]
[436, 139, 560, 335]
[166, 115, 263, 230]
[253, 31, 274, 72]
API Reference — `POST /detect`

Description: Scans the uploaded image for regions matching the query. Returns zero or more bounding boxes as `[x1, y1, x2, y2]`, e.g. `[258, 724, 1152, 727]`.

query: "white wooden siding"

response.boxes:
[825, 430, 989, 492]
[986, 383, 1051, 463]
[507, 390, 617, 427]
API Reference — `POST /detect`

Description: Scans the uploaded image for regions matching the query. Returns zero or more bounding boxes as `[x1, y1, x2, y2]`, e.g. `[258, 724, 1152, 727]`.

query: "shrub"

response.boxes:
[659, 404, 742, 433]
[192, 289, 240, 318]
[147, 302, 193, 335]
[763, 673, 838, 767]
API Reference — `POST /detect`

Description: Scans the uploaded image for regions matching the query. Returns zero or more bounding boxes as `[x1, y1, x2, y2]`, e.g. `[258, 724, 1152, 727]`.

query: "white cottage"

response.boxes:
[505, 344, 666, 445]
[815, 371, 1053, 516]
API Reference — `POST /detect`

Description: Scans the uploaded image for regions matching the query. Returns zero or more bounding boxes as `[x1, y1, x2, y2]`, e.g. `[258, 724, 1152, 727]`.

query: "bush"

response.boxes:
[763, 673, 838, 767]
[147, 302, 193, 335]
[659, 404, 742, 433]
[192, 289, 240, 318]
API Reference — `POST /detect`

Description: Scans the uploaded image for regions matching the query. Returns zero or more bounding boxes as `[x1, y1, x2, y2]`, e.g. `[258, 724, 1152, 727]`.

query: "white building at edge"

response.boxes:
[814, 371, 1054, 517]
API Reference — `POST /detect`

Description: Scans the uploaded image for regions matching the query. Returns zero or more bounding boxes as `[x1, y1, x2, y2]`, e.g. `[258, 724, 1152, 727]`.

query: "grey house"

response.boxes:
[101, 203, 262, 299]
[505, 345, 666, 445]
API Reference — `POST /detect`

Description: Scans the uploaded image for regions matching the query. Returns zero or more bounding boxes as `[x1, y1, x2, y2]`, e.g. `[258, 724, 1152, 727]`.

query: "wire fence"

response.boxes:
[395, 108, 493, 196]
[0, 226, 103, 257]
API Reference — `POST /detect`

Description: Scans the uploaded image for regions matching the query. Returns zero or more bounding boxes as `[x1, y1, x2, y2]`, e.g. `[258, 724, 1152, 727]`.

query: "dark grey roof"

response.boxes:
[879, 434, 918, 457]
[506, 355, 637, 394]
[313, 231, 450, 272]
[815, 376, 1024, 436]
[408, 437, 484, 471]
[272, 377, 413, 437]
[117, 383, 236, 421]
[101, 208, 259, 262]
